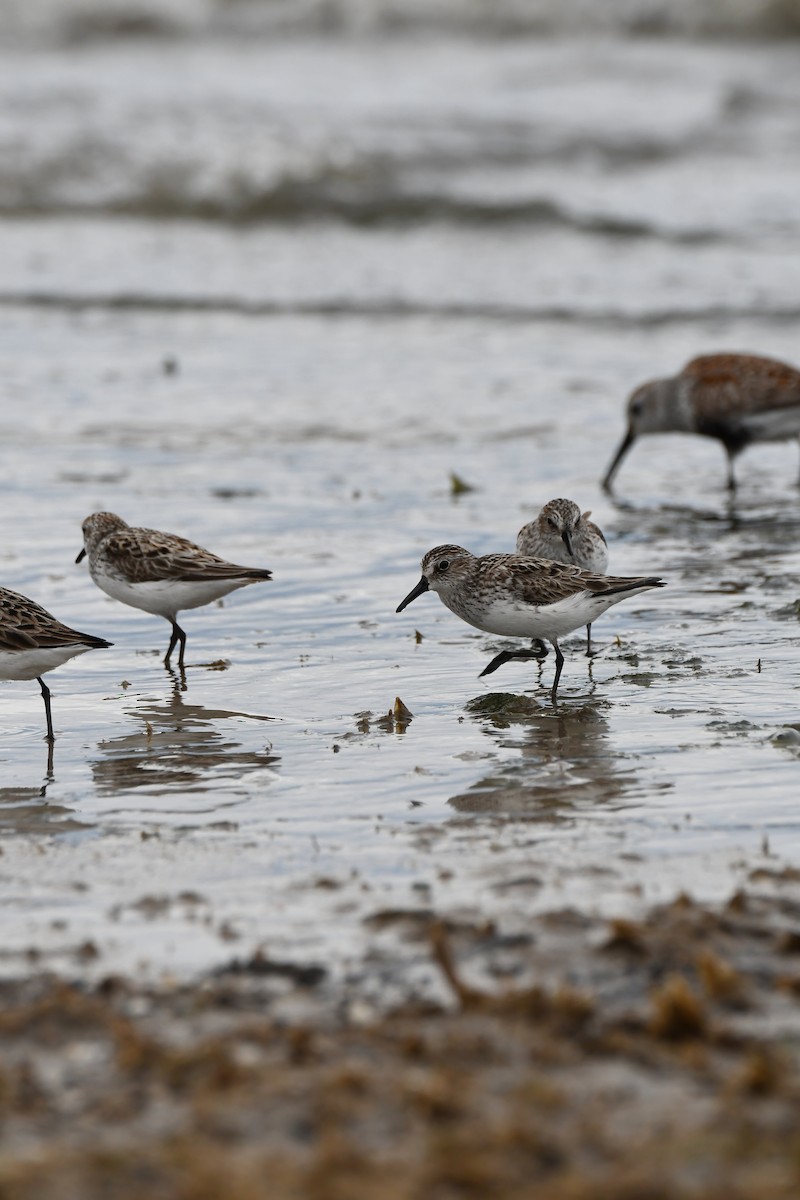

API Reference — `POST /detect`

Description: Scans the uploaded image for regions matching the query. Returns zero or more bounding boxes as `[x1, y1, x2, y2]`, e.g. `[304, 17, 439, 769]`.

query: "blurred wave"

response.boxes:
[4, 290, 800, 327]
[0, 2, 798, 326]
[0, 177, 726, 235]
[1, 36, 797, 232]
[1, 0, 800, 44]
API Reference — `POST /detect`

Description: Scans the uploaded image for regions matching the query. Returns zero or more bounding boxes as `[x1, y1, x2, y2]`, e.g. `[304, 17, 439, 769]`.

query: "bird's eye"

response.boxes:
[630, 399, 643, 418]
[437, 559, 450, 572]
[547, 518, 558, 530]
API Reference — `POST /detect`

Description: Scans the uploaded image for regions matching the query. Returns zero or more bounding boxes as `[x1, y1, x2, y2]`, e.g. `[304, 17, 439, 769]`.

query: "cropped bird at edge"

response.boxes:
[0, 585, 111, 743]
[516, 498, 608, 654]
[603, 352, 800, 493]
[396, 546, 664, 702]
[77, 512, 272, 669]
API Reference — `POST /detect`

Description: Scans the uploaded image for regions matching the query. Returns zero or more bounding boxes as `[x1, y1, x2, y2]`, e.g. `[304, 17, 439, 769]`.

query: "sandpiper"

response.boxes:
[516, 498, 608, 653]
[603, 352, 800, 492]
[396, 545, 664, 701]
[0, 586, 111, 743]
[77, 513, 272, 669]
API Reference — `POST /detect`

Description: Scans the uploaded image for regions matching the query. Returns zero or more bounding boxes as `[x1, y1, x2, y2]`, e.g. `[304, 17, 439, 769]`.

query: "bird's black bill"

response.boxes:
[75, 548, 86, 564]
[601, 427, 636, 492]
[561, 529, 573, 558]
[396, 576, 429, 613]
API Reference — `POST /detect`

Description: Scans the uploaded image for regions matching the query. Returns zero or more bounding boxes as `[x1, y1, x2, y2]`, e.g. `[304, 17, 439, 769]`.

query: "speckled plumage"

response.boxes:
[77, 512, 272, 669]
[516, 499, 608, 572]
[0, 585, 111, 743]
[516, 499, 608, 653]
[603, 352, 800, 492]
[396, 544, 664, 700]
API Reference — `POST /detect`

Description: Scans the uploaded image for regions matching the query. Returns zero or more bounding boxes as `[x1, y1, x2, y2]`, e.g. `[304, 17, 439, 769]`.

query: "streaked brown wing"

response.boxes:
[0, 623, 38, 652]
[102, 529, 269, 583]
[0, 588, 82, 650]
[481, 555, 589, 607]
[98, 530, 175, 582]
[101, 529, 216, 582]
[685, 354, 800, 418]
[168, 551, 271, 582]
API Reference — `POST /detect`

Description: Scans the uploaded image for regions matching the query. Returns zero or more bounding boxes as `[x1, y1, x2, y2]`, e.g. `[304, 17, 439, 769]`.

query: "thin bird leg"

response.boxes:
[175, 623, 187, 669]
[585, 623, 593, 656]
[725, 448, 737, 492]
[479, 648, 544, 678]
[38, 676, 54, 743]
[550, 642, 565, 702]
[164, 620, 188, 669]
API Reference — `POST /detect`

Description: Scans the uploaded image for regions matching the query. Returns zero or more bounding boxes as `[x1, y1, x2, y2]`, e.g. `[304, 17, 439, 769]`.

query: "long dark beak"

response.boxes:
[396, 576, 429, 613]
[601, 427, 636, 492]
[75, 548, 86, 564]
[561, 529, 574, 558]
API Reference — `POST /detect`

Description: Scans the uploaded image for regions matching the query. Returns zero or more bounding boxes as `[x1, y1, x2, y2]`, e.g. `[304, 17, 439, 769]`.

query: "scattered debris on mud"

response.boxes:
[1, 884, 800, 1198]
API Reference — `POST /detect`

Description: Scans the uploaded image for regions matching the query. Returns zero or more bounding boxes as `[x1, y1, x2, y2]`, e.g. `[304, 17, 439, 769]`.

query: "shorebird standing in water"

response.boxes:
[603, 353, 800, 492]
[396, 545, 664, 701]
[0, 586, 111, 744]
[77, 512, 272, 669]
[516, 498, 608, 653]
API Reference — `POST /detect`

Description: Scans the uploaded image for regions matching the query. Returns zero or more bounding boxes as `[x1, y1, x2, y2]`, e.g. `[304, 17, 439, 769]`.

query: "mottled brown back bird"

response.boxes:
[603, 353, 800, 492]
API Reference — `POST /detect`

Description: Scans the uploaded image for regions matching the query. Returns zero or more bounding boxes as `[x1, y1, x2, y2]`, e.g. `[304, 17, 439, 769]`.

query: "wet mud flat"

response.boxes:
[2, 16, 800, 1197]
[2, 881, 800, 1199]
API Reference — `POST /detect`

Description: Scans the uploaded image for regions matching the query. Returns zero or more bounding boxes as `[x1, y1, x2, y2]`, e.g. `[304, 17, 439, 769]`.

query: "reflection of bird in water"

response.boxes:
[0, 585, 111, 753]
[516, 498, 609, 654]
[450, 696, 638, 815]
[0, 780, 89, 835]
[77, 511, 271, 670]
[92, 676, 278, 795]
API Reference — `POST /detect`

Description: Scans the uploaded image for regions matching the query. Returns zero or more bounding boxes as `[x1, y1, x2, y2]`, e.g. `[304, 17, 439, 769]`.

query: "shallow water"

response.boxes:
[1, 17, 800, 990]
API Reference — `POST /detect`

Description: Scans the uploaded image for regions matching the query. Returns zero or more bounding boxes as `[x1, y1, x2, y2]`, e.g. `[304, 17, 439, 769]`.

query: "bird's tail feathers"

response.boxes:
[590, 576, 665, 598]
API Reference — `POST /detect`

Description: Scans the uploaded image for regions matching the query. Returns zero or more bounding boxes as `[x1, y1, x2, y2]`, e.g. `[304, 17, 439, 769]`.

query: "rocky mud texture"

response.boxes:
[2, 884, 800, 1199]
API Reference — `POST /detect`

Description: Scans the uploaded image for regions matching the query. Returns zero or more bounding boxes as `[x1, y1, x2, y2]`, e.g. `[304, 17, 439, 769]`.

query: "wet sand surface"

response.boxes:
[2, 309, 800, 989]
[2, 6, 800, 1193]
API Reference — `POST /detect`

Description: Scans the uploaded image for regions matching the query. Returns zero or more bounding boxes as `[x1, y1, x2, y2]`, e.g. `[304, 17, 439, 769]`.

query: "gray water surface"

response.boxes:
[1, 21, 799, 990]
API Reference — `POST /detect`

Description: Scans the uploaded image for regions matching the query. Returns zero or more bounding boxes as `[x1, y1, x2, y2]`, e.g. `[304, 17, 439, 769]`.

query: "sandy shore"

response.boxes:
[1, 878, 800, 1199]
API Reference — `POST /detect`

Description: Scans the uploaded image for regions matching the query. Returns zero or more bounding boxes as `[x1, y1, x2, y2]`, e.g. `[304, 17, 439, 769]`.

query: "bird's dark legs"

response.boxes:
[164, 620, 187, 669]
[550, 641, 565, 703]
[38, 676, 54, 743]
[725, 449, 737, 492]
[479, 648, 545, 677]
[479, 639, 567, 699]
[585, 623, 594, 656]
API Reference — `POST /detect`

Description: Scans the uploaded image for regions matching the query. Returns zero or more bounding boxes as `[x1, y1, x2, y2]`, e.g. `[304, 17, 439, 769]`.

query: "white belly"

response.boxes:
[92, 572, 253, 619]
[0, 644, 90, 682]
[452, 589, 644, 642]
[742, 406, 800, 443]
